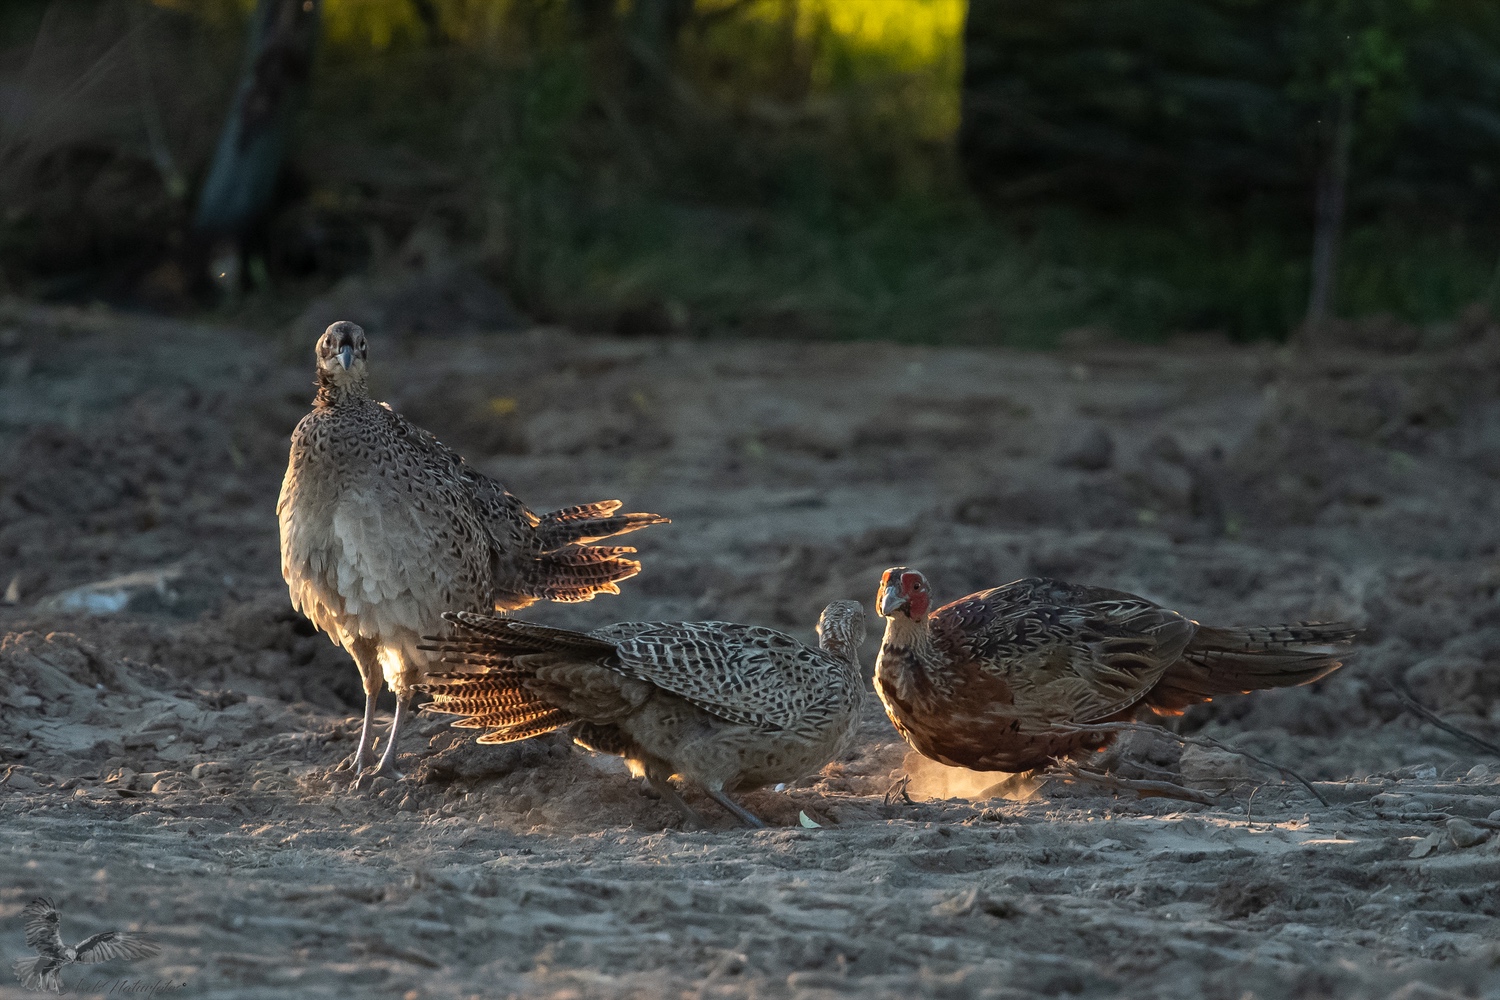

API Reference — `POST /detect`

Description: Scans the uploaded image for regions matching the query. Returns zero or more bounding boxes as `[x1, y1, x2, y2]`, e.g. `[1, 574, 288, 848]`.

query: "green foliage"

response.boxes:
[5, 0, 1496, 340]
[957, 0, 1500, 337]
[962, 0, 1500, 213]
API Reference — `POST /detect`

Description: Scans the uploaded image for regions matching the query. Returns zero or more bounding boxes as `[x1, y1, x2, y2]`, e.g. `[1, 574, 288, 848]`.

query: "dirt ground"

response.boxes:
[2, 299, 1500, 999]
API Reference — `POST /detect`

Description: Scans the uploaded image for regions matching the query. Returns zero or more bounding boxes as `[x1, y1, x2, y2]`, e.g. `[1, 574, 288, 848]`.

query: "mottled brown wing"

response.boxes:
[382, 405, 538, 544]
[381, 408, 667, 606]
[280, 402, 503, 641]
[609, 622, 845, 733]
[931, 578, 1196, 727]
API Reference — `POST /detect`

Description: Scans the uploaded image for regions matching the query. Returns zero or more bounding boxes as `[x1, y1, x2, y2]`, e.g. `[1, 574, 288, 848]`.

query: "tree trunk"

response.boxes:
[192, 0, 320, 239]
[1305, 91, 1353, 333]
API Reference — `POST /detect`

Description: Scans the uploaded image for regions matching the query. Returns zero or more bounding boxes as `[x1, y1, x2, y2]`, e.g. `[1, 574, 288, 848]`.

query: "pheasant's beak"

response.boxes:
[338, 345, 355, 370]
[878, 586, 908, 618]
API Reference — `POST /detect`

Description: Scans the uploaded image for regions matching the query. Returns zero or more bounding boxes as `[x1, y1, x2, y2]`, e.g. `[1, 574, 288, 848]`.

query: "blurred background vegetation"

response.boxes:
[0, 0, 1497, 344]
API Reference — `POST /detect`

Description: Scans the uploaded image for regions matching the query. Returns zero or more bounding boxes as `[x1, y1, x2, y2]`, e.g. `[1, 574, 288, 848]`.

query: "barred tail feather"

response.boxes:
[543, 500, 622, 522]
[1146, 621, 1358, 714]
[525, 546, 647, 603]
[535, 502, 669, 550]
[476, 712, 572, 744]
[419, 666, 573, 742]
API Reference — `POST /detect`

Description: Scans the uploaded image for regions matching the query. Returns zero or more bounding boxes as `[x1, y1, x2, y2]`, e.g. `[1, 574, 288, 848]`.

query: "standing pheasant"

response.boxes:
[278, 321, 669, 785]
[874, 568, 1357, 772]
[417, 601, 867, 827]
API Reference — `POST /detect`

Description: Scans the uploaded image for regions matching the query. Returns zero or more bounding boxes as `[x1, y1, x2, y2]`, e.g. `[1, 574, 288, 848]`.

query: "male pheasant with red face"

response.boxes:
[417, 600, 867, 827]
[278, 321, 669, 786]
[874, 568, 1357, 772]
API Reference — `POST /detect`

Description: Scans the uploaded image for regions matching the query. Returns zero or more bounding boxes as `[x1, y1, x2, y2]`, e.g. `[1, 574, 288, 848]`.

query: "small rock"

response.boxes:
[1414, 766, 1438, 781]
[1447, 818, 1489, 849]
[1489, 808, 1500, 822]
[5, 771, 39, 791]
[397, 795, 418, 812]
[1180, 745, 1252, 791]
[1466, 763, 1491, 780]
[36, 566, 182, 615]
[1410, 831, 1443, 858]
[1055, 425, 1114, 471]
[932, 887, 1021, 919]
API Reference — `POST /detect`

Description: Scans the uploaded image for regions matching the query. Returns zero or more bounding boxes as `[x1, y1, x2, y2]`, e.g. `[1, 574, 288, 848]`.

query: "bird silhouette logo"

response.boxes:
[11, 897, 159, 993]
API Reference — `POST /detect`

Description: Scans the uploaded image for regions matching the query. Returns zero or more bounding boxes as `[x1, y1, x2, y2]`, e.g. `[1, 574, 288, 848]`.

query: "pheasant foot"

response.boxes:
[646, 773, 707, 829]
[705, 787, 767, 828]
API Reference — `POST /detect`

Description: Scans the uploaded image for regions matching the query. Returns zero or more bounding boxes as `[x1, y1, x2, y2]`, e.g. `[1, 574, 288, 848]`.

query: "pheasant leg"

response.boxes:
[333, 637, 382, 782]
[356, 696, 409, 790]
[646, 772, 707, 829]
[333, 690, 380, 782]
[704, 786, 767, 829]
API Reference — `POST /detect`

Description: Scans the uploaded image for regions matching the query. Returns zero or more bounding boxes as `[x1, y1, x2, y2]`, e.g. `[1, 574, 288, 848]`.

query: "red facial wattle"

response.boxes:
[901, 574, 930, 619]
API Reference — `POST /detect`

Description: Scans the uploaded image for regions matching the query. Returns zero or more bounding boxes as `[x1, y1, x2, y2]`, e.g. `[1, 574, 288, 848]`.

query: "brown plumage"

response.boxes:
[874, 568, 1357, 772]
[277, 321, 669, 784]
[417, 601, 867, 827]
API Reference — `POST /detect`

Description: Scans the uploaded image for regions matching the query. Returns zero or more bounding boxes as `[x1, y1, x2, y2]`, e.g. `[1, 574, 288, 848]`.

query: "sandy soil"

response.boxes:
[2, 300, 1500, 999]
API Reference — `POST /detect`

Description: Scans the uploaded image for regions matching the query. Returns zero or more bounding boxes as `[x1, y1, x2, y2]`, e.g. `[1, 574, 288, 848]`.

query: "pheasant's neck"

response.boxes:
[315, 371, 368, 408]
[876, 614, 939, 679]
[818, 629, 864, 675]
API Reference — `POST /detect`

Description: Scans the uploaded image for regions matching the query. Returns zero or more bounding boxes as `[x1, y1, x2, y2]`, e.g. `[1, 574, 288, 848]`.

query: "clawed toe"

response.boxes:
[352, 763, 405, 792]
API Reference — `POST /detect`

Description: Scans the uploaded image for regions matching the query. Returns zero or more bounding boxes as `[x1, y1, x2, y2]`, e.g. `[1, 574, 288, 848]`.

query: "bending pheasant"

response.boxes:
[417, 601, 867, 827]
[874, 568, 1357, 772]
[278, 321, 669, 785]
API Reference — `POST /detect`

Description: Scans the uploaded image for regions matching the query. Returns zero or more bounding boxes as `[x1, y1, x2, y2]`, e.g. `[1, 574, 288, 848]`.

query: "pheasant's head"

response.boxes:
[315, 320, 369, 393]
[816, 600, 867, 663]
[877, 567, 931, 622]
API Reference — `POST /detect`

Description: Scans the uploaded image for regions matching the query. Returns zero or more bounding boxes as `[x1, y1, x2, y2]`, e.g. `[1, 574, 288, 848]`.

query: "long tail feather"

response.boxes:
[1147, 621, 1358, 714]
[434, 613, 619, 655]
